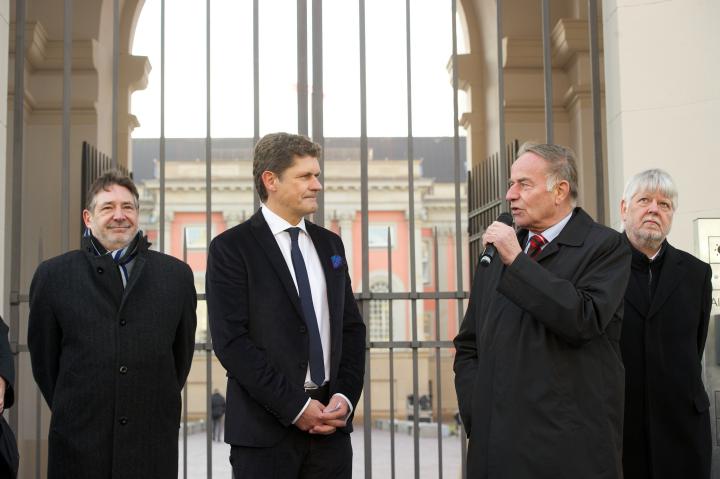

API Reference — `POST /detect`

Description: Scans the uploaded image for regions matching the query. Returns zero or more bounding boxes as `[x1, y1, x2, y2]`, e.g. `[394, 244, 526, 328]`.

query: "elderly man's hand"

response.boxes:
[0, 376, 6, 413]
[482, 221, 522, 265]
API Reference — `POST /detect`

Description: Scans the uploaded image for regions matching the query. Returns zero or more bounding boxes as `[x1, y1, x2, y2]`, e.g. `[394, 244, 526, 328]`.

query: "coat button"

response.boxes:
[97, 267, 104, 274]
[119, 366, 128, 374]
[299, 361, 307, 369]
[119, 318, 127, 326]
[299, 325, 307, 333]
[119, 417, 128, 425]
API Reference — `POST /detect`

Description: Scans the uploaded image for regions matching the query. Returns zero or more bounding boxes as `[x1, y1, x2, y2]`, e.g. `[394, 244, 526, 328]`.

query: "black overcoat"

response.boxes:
[0, 317, 15, 409]
[621, 239, 712, 479]
[28, 236, 197, 479]
[454, 208, 631, 479]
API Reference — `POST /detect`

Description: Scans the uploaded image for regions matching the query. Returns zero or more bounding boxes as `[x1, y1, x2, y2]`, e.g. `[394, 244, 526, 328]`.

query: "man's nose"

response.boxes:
[505, 184, 518, 200]
[311, 176, 323, 191]
[647, 200, 659, 213]
[112, 206, 126, 219]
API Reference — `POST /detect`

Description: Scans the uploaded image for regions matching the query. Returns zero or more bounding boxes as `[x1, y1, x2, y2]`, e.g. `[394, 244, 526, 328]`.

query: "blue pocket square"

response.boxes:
[331, 255, 344, 270]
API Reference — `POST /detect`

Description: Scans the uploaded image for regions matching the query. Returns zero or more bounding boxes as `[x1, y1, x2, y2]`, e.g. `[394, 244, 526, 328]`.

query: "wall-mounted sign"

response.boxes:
[709, 236, 720, 264]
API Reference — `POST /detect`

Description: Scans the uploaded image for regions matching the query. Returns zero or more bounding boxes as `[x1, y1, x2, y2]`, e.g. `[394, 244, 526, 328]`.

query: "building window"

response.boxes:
[368, 225, 396, 248]
[369, 281, 390, 341]
[422, 240, 432, 284]
[184, 225, 215, 249]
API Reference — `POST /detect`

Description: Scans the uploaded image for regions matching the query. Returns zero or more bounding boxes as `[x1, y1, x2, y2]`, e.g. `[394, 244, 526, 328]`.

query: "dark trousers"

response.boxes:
[230, 429, 352, 479]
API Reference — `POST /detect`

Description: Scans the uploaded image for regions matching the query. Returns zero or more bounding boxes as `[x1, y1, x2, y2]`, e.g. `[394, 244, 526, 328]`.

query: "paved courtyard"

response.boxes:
[178, 425, 464, 478]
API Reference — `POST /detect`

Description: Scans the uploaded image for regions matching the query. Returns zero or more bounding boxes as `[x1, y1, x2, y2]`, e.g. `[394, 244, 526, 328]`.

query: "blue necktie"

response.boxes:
[287, 227, 325, 386]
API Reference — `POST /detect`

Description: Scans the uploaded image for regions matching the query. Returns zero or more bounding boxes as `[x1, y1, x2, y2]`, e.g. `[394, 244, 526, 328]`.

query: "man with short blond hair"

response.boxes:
[29, 171, 197, 479]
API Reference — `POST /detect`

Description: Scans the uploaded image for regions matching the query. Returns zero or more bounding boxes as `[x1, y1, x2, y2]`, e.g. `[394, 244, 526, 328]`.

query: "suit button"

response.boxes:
[119, 366, 128, 374]
[299, 361, 307, 369]
[119, 417, 128, 425]
[299, 325, 307, 333]
[119, 318, 127, 326]
[97, 267, 104, 274]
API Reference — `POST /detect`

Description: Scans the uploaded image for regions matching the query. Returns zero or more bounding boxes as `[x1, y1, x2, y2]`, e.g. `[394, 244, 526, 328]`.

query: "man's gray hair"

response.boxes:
[516, 141, 579, 202]
[622, 169, 677, 210]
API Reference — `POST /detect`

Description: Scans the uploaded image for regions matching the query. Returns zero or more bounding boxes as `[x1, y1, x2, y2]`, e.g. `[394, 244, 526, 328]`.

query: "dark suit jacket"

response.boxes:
[454, 208, 631, 479]
[621, 238, 712, 479]
[28, 235, 197, 479]
[206, 210, 366, 447]
[0, 317, 14, 410]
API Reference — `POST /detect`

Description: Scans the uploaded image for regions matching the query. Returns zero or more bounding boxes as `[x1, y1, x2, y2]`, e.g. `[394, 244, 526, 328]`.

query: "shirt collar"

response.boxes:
[529, 210, 573, 244]
[261, 204, 308, 237]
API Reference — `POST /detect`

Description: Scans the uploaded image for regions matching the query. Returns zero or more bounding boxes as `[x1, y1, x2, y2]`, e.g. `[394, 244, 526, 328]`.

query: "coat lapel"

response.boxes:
[624, 268, 650, 316]
[305, 222, 336, 315]
[526, 207, 588, 262]
[118, 236, 150, 311]
[249, 210, 304, 318]
[647, 244, 685, 319]
[119, 255, 146, 312]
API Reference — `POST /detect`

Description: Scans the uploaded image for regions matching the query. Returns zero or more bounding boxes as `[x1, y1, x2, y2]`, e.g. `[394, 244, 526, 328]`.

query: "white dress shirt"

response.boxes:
[261, 205, 352, 422]
[524, 210, 573, 253]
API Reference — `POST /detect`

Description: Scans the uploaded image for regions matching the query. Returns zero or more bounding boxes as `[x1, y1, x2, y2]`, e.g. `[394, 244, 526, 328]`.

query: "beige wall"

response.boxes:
[604, 0, 720, 250]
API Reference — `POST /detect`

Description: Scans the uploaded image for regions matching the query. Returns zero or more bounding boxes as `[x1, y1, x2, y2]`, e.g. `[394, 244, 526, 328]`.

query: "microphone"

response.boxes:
[479, 212, 514, 267]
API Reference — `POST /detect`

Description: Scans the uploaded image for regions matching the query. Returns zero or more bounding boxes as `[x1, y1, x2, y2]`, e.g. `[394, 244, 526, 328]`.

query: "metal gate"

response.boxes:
[6, 0, 607, 478]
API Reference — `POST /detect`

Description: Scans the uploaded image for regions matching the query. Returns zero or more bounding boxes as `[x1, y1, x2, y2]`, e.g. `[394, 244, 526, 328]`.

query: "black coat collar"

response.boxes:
[516, 207, 591, 262]
[623, 234, 685, 319]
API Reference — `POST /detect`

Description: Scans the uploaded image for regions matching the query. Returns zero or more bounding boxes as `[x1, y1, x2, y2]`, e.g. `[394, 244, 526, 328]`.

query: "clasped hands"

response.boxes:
[295, 394, 349, 435]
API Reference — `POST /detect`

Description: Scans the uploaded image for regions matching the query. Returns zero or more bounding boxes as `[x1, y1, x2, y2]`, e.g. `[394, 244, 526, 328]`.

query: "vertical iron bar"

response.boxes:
[451, 1, 467, 473]
[112, 0, 119, 166]
[36, 389, 41, 479]
[460, 419, 467, 479]
[433, 228, 443, 478]
[403, 1, 420, 476]
[253, 0, 261, 212]
[81, 142, 86, 236]
[297, 0, 308, 136]
[359, 0, 371, 476]
[311, 0, 324, 226]
[9, 0, 26, 441]
[496, 0, 508, 211]
[450, 0, 465, 302]
[588, 0, 605, 224]
[35, 238, 43, 479]
[159, 0, 166, 253]
[387, 228, 396, 479]
[541, 0, 554, 143]
[183, 231, 188, 479]
[61, 0, 72, 252]
[206, 1, 213, 476]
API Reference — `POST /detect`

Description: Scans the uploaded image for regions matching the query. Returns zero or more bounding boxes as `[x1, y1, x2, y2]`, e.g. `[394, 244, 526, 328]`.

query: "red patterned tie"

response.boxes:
[528, 234, 547, 260]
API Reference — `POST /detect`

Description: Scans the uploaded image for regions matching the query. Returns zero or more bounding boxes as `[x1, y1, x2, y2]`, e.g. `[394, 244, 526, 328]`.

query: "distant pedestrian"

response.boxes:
[211, 389, 226, 442]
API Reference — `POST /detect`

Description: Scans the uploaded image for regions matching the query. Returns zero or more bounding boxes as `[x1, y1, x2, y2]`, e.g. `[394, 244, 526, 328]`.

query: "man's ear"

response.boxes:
[554, 180, 571, 204]
[82, 209, 92, 228]
[620, 199, 628, 222]
[261, 170, 277, 195]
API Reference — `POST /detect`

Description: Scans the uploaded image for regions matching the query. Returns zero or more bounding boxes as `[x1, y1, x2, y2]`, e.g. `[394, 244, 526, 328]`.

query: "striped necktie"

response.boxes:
[527, 234, 547, 260]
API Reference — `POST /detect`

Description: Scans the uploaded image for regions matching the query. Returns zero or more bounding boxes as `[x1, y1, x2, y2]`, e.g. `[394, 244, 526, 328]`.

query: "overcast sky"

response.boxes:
[130, 0, 468, 138]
